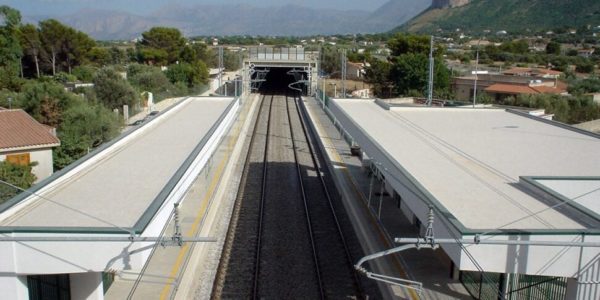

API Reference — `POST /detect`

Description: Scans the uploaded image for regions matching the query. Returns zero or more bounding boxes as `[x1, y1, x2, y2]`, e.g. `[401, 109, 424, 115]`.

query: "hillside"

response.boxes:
[23, 0, 430, 40]
[400, 0, 600, 33]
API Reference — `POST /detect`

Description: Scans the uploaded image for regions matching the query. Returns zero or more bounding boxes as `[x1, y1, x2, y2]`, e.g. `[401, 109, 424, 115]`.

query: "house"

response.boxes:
[484, 81, 567, 102]
[346, 62, 366, 80]
[578, 49, 595, 58]
[0, 109, 60, 182]
[452, 72, 565, 101]
[502, 67, 563, 79]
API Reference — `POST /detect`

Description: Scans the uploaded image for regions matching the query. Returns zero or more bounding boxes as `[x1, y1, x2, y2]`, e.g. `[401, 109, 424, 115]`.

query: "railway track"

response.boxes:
[212, 92, 366, 299]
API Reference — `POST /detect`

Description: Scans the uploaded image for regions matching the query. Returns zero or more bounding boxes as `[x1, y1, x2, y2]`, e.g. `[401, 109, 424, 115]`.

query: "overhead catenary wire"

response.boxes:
[386, 111, 552, 227]
[479, 186, 600, 239]
[384, 108, 600, 240]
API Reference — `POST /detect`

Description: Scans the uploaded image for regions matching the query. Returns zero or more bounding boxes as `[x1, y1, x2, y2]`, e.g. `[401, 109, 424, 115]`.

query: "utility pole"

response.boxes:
[472, 39, 481, 108]
[341, 49, 347, 98]
[218, 46, 224, 95]
[427, 36, 434, 106]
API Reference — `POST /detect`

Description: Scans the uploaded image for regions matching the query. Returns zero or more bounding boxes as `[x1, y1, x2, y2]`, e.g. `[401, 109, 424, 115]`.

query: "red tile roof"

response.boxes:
[485, 84, 537, 95]
[485, 83, 566, 95]
[0, 109, 60, 151]
[530, 85, 565, 94]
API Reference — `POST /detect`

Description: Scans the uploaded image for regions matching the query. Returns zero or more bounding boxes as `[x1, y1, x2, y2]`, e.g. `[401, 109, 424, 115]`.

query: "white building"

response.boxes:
[0, 109, 60, 182]
[330, 98, 600, 299]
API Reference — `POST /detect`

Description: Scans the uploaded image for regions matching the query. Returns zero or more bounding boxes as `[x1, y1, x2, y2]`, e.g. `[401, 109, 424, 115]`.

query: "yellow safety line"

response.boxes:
[159, 124, 240, 299]
[310, 106, 420, 300]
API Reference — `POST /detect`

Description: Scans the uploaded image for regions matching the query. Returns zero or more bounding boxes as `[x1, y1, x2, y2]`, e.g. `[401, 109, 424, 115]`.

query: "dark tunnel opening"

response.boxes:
[253, 67, 308, 95]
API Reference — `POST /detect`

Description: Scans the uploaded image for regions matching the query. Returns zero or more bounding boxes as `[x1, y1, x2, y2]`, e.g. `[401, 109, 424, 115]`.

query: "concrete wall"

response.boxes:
[70, 272, 104, 300]
[0, 148, 55, 183]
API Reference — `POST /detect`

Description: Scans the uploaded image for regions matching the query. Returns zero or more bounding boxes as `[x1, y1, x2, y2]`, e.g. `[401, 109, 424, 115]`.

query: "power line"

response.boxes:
[479, 186, 600, 239]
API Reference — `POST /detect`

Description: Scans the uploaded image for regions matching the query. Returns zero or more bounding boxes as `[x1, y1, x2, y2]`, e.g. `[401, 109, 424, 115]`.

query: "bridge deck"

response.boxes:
[0, 97, 233, 229]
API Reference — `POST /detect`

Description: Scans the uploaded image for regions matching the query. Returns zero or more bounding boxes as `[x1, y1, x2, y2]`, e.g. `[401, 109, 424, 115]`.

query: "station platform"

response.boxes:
[301, 96, 470, 299]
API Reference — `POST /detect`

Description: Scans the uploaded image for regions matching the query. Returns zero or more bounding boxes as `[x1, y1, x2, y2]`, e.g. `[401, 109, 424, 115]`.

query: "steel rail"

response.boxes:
[286, 92, 325, 300]
[252, 94, 275, 300]
[292, 93, 364, 297]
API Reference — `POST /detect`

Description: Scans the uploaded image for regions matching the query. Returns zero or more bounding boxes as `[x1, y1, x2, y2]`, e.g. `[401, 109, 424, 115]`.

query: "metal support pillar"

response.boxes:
[427, 36, 434, 106]
[378, 182, 384, 219]
[341, 49, 347, 99]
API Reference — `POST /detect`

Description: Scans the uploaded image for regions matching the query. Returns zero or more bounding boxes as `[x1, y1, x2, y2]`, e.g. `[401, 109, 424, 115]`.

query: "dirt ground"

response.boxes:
[320, 79, 371, 97]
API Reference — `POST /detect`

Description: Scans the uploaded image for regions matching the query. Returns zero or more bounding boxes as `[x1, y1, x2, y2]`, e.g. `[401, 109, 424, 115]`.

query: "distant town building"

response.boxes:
[502, 67, 563, 79]
[346, 62, 366, 80]
[452, 68, 566, 101]
[63, 82, 94, 92]
[0, 109, 60, 182]
[484, 81, 568, 102]
[578, 49, 595, 58]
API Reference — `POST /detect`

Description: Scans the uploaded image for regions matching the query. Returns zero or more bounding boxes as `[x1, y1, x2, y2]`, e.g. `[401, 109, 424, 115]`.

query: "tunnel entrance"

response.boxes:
[253, 67, 308, 95]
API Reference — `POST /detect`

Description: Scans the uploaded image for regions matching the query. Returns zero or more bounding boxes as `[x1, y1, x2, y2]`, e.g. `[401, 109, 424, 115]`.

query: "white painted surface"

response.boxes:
[0, 275, 28, 300]
[329, 98, 600, 279]
[70, 272, 104, 300]
[0, 96, 241, 299]
[0, 148, 55, 183]
[331, 99, 599, 230]
[0, 97, 234, 228]
[536, 179, 600, 215]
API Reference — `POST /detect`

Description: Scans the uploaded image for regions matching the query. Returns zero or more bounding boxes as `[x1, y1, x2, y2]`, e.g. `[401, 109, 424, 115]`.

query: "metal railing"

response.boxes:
[247, 47, 318, 61]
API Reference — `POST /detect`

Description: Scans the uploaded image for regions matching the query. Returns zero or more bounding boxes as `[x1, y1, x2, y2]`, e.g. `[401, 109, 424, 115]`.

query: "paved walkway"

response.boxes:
[302, 96, 471, 300]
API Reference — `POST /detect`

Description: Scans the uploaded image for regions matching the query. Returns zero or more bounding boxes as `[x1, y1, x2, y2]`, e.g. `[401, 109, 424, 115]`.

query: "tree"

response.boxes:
[546, 41, 561, 55]
[0, 6, 23, 90]
[93, 67, 138, 110]
[62, 29, 95, 73]
[365, 59, 392, 97]
[575, 59, 595, 74]
[18, 23, 42, 78]
[18, 81, 77, 127]
[373, 33, 451, 97]
[0, 161, 36, 204]
[165, 61, 208, 87]
[72, 65, 97, 82]
[39, 19, 67, 76]
[388, 34, 432, 57]
[321, 46, 342, 76]
[53, 102, 120, 169]
[87, 47, 111, 66]
[128, 67, 171, 94]
[138, 27, 186, 65]
[568, 77, 600, 95]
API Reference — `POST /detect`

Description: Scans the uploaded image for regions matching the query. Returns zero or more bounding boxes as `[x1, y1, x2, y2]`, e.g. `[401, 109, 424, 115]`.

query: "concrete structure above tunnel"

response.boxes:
[244, 47, 318, 95]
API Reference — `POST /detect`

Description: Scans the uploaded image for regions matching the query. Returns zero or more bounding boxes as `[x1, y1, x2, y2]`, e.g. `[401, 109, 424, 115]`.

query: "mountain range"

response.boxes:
[400, 0, 600, 33]
[23, 0, 432, 40]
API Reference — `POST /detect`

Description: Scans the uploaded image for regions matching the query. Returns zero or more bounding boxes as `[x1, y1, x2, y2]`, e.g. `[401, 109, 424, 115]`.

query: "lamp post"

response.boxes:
[8, 97, 12, 109]
[472, 39, 482, 108]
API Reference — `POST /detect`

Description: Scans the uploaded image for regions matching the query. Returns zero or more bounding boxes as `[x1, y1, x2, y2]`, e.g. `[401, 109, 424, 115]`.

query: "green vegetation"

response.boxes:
[0, 161, 37, 204]
[492, 93, 600, 124]
[401, 0, 600, 34]
[0, 5, 217, 198]
[365, 34, 451, 98]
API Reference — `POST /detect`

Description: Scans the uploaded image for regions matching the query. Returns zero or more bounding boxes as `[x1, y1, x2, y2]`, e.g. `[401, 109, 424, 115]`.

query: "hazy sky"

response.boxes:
[1, 0, 390, 15]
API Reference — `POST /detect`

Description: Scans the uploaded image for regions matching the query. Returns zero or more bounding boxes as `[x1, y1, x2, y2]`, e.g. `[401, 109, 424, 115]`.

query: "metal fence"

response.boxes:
[460, 270, 567, 300]
[128, 94, 255, 299]
[247, 47, 318, 61]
